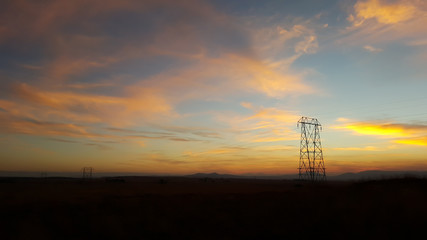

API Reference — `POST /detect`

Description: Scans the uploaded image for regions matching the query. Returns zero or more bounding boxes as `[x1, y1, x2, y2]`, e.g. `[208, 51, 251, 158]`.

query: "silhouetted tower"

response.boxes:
[82, 167, 93, 179]
[297, 117, 326, 181]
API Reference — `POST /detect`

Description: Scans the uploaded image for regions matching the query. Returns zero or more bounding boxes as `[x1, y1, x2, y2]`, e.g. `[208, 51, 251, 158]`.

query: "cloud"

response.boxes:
[184, 146, 248, 157]
[332, 146, 379, 151]
[335, 122, 427, 137]
[0, 117, 104, 139]
[335, 122, 409, 137]
[0, 81, 182, 148]
[0, 0, 319, 156]
[168, 137, 200, 142]
[295, 34, 318, 54]
[121, 150, 296, 174]
[19, 64, 43, 70]
[137, 141, 146, 147]
[103, 126, 212, 143]
[363, 45, 383, 53]
[350, 0, 416, 25]
[334, 120, 427, 146]
[0, 0, 248, 79]
[407, 40, 427, 46]
[250, 136, 297, 143]
[247, 107, 300, 123]
[85, 143, 112, 151]
[336, 117, 351, 122]
[253, 145, 296, 152]
[1, 0, 317, 100]
[66, 82, 115, 89]
[48, 138, 80, 143]
[342, 0, 427, 46]
[5, 83, 175, 126]
[395, 137, 427, 146]
[240, 102, 254, 109]
[251, 22, 319, 58]
[218, 103, 300, 143]
[135, 52, 315, 103]
[183, 144, 296, 160]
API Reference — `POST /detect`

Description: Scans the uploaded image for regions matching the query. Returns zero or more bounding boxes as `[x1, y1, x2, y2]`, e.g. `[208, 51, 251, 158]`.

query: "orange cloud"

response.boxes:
[334, 120, 427, 146]
[395, 137, 427, 146]
[218, 104, 300, 143]
[0, 82, 175, 140]
[247, 107, 299, 123]
[351, 0, 416, 25]
[250, 136, 296, 143]
[0, 116, 106, 139]
[336, 123, 410, 137]
[133, 52, 315, 103]
[332, 146, 379, 151]
[122, 151, 298, 175]
[184, 146, 248, 157]
[342, 0, 427, 46]
[1, 0, 244, 84]
[3, 0, 317, 102]
[247, 22, 320, 97]
[136, 141, 146, 147]
[0, 0, 318, 159]
[252, 23, 319, 58]
[237, 56, 312, 98]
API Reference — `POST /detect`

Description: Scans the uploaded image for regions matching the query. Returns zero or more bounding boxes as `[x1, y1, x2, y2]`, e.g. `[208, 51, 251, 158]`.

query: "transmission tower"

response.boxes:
[82, 167, 93, 179]
[297, 117, 326, 182]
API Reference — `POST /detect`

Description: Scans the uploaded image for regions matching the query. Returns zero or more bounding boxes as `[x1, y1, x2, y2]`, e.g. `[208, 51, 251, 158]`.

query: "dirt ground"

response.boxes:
[1, 177, 426, 239]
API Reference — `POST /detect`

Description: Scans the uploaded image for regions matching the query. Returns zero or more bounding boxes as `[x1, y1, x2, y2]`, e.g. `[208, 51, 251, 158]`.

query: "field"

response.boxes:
[1, 177, 427, 239]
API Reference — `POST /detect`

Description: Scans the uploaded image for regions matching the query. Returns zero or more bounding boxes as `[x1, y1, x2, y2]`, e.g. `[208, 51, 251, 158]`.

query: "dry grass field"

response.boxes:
[1, 177, 427, 239]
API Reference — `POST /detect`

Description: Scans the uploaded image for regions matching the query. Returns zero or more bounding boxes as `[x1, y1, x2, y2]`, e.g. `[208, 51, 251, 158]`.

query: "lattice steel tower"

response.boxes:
[297, 117, 326, 181]
[82, 167, 93, 179]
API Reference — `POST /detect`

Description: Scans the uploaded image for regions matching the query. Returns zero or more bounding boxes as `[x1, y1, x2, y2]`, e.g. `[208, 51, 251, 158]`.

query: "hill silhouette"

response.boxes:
[2, 170, 427, 181]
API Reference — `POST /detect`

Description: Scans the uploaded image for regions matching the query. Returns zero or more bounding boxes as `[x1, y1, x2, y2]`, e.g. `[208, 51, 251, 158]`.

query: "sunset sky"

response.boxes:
[1, 0, 427, 175]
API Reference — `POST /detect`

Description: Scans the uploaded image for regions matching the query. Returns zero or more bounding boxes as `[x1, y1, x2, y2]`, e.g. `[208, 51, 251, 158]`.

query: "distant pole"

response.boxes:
[297, 117, 326, 182]
[82, 167, 93, 179]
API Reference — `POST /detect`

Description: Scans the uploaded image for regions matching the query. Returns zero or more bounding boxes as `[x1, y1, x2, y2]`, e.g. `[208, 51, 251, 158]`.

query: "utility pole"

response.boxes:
[297, 117, 326, 182]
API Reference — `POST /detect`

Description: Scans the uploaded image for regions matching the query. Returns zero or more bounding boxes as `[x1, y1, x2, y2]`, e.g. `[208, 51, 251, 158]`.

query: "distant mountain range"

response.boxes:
[328, 170, 427, 181]
[1, 170, 427, 181]
[186, 171, 427, 181]
[186, 172, 242, 179]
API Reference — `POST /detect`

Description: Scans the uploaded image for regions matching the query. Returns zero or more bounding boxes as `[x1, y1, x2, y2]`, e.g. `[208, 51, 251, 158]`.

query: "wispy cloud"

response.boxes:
[334, 119, 427, 146]
[0, 0, 325, 163]
[184, 146, 248, 157]
[218, 103, 300, 143]
[1, 83, 175, 127]
[349, 0, 416, 26]
[395, 137, 427, 146]
[342, 0, 427, 46]
[0, 117, 107, 139]
[332, 146, 379, 151]
[0, 0, 318, 139]
[407, 40, 427, 46]
[363, 45, 383, 53]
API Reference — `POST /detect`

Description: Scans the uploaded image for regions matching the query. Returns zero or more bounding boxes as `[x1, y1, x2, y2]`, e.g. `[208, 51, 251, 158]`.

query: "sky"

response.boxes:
[1, 0, 427, 175]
